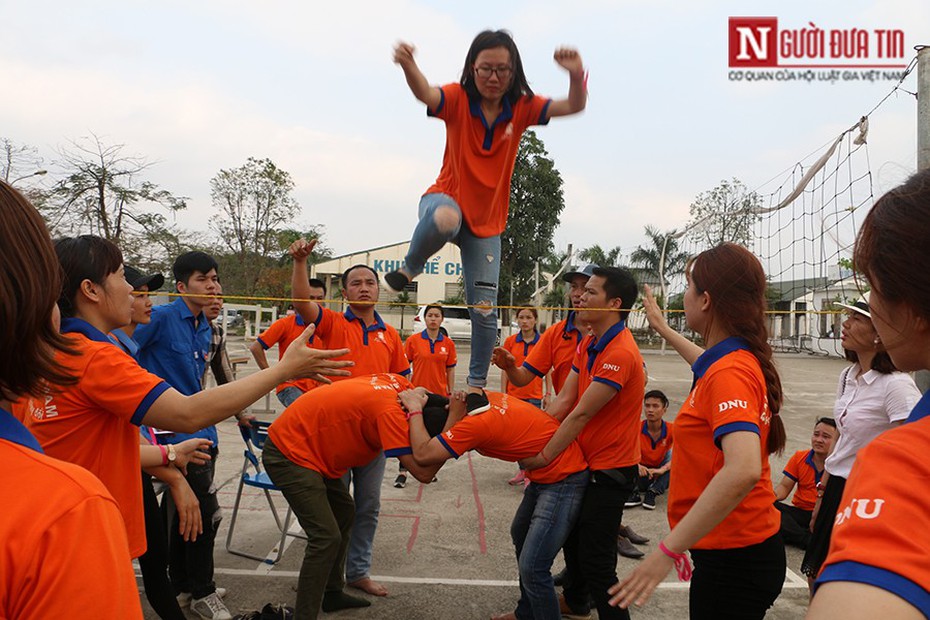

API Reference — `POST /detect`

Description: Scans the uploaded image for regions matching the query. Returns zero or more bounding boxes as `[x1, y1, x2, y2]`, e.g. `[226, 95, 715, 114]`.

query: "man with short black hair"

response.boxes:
[626, 389, 673, 511]
[521, 266, 646, 620]
[134, 251, 230, 620]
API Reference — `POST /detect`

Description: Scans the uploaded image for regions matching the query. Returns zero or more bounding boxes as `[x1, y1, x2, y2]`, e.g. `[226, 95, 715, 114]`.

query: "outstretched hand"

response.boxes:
[393, 42, 416, 68]
[281, 324, 353, 383]
[491, 346, 516, 370]
[553, 47, 584, 74]
[642, 285, 670, 334]
[172, 438, 213, 475]
[608, 550, 675, 609]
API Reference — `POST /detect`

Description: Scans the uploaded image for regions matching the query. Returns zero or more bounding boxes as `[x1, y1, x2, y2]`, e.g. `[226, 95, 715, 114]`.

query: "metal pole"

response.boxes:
[915, 45, 930, 393]
[658, 234, 670, 355]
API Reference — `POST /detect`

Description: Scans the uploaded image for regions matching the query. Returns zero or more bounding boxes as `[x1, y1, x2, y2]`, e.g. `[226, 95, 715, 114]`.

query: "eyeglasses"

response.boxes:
[474, 65, 513, 79]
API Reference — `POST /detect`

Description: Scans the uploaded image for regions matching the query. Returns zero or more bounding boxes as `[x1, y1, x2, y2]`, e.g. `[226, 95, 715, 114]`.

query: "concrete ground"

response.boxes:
[140, 342, 848, 619]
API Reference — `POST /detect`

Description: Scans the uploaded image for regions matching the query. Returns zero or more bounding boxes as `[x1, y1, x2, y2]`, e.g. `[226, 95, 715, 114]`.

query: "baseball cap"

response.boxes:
[124, 265, 165, 292]
[562, 264, 599, 283]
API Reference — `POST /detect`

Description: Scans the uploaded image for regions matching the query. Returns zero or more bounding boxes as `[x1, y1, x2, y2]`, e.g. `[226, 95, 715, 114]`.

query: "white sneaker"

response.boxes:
[177, 587, 227, 608]
[190, 591, 232, 620]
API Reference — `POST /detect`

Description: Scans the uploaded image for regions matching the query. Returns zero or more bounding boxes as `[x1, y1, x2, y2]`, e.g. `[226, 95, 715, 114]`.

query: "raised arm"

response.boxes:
[492, 346, 538, 387]
[393, 41, 443, 112]
[545, 48, 587, 119]
[289, 239, 322, 325]
[143, 325, 351, 433]
[643, 284, 704, 365]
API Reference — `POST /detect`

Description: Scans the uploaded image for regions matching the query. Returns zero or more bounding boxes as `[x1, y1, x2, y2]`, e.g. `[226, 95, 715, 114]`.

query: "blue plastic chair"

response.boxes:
[224, 420, 305, 564]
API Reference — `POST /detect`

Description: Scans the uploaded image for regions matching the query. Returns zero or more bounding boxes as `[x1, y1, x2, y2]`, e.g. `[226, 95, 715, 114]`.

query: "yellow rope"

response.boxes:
[150, 291, 853, 316]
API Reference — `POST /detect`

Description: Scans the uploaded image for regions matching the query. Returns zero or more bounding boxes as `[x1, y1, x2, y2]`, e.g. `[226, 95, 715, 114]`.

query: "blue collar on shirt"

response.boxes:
[294, 313, 305, 326]
[108, 329, 140, 358]
[690, 336, 751, 390]
[515, 330, 540, 345]
[907, 389, 930, 423]
[172, 297, 206, 326]
[0, 407, 44, 453]
[585, 320, 626, 372]
[420, 330, 445, 343]
[804, 449, 825, 485]
[469, 95, 515, 150]
[344, 306, 387, 331]
[60, 317, 116, 344]
[563, 311, 583, 340]
[640, 419, 669, 448]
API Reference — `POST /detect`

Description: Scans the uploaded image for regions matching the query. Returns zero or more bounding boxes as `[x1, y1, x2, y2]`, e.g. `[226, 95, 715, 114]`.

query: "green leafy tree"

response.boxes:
[47, 135, 187, 259]
[687, 178, 761, 249]
[209, 157, 301, 294]
[630, 225, 690, 283]
[499, 130, 565, 312]
[578, 243, 623, 267]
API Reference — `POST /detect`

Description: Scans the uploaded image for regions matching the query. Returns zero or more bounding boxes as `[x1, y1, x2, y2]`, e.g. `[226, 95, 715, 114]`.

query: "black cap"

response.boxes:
[562, 263, 599, 283]
[124, 265, 165, 292]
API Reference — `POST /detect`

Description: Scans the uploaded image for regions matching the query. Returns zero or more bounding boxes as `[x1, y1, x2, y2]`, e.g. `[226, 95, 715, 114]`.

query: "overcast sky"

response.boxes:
[3, 0, 928, 260]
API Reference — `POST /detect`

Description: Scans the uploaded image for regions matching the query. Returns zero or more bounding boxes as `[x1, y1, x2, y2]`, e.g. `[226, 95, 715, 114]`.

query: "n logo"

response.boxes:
[729, 17, 778, 67]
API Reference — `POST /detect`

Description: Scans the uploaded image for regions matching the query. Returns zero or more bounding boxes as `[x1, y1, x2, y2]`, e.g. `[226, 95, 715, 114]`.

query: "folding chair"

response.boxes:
[225, 420, 305, 564]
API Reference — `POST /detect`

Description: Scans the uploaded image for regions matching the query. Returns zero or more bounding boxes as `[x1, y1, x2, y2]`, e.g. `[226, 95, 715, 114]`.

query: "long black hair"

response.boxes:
[459, 30, 533, 105]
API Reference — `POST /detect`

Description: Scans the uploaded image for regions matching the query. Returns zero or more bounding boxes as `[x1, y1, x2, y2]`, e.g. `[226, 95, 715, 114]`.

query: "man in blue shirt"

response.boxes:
[134, 251, 230, 620]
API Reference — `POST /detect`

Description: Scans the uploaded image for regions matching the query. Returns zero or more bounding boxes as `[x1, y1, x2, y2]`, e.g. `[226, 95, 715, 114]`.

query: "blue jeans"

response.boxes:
[637, 451, 671, 495]
[341, 452, 386, 582]
[277, 386, 304, 408]
[511, 470, 588, 620]
[404, 192, 500, 389]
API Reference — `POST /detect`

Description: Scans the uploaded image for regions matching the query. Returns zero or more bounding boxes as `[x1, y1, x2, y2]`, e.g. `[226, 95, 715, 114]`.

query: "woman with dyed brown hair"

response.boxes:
[610, 243, 787, 619]
[0, 180, 144, 618]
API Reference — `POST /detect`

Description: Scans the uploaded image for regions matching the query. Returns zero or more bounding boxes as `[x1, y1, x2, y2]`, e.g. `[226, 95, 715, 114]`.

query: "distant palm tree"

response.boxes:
[578, 244, 623, 267]
[630, 225, 690, 283]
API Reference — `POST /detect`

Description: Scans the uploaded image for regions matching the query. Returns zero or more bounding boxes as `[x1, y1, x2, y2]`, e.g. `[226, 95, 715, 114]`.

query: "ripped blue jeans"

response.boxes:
[403, 192, 500, 388]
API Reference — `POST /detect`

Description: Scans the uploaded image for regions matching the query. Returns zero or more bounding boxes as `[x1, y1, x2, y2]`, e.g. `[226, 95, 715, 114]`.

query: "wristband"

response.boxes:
[405, 410, 423, 421]
[157, 444, 168, 466]
[659, 541, 693, 582]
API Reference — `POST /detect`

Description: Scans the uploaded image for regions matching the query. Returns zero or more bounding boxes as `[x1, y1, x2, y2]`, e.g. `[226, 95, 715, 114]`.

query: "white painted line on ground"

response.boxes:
[140, 569, 808, 590]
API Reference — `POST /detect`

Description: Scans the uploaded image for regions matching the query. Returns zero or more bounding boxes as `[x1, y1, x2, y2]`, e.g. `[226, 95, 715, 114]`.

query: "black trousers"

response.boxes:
[162, 448, 220, 599]
[138, 473, 186, 620]
[775, 502, 812, 549]
[689, 533, 786, 620]
[562, 466, 637, 620]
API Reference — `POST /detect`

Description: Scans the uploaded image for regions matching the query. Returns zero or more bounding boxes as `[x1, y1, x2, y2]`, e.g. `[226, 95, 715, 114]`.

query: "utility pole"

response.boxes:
[915, 45, 930, 393]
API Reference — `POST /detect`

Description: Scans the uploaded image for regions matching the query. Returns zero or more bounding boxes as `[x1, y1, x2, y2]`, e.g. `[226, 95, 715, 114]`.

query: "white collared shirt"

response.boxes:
[825, 363, 920, 478]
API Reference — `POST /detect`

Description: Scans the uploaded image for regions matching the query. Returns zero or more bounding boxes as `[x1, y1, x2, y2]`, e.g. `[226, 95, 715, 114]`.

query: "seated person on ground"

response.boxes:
[626, 389, 673, 511]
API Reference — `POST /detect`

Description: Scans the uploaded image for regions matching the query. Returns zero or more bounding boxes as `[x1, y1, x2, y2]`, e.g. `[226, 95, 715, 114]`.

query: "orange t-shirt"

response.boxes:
[571, 321, 646, 470]
[502, 331, 543, 401]
[438, 392, 587, 484]
[782, 449, 822, 511]
[640, 420, 674, 468]
[313, 307, 409, 379]
[257, 314, 323, 393]
[425, 83, 552, 237]
[267, 374, 415, 479]
[404, 331, 457, 395]
[816, 415, 930, 616]
[523, 313, 585, 394]
[15, 318, 170, 558]
[667, 338, 779, 550]
[1, 409, 143, 619]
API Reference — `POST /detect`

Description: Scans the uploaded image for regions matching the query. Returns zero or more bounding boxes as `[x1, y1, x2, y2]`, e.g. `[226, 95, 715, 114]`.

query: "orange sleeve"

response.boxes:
[524, 327, 555, 378]
[437, 415, 491, 458]
[378, 408, 412, 458]
[9, 496, 143, 619]
[447, 339, 457, 367]
[257, 317, 287, 350]
[517, 94, 554, 130]
[703, 365, 767, 448]
[404, 335, 416, 363]
[782, 451, 803, 481]
[589, 345, 636, 392]
[430, 83, 464, 120]
[84, 347, 170, 426]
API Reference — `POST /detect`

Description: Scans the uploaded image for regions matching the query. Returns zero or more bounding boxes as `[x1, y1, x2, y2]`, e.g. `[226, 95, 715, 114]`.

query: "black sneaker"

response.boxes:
[643, 491, 657, 510]
[624, 493, 642, 508]
[465, 390, 491, 415]
[384, 270, 410, 293]
[394, 473, 407, 488]
[552, 566, 567, 587]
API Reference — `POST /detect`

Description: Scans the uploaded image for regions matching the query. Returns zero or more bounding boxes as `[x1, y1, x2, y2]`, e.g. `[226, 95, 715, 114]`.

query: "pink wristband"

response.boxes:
[659, 541, 693, 582]
[157, 444, 169, 466]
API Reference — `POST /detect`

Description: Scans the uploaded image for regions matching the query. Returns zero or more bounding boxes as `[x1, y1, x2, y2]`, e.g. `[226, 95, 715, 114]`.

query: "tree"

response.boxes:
[209, 157, 301, 294]
[48, 135, 187, 243]
[578, 243, 623, 267]
[1, 137, 45, 185]
[390, 290, 413, 334]
[687, 178, 761, 249]
[499, 130, 566, 312]
[629, 225, 690, 283]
